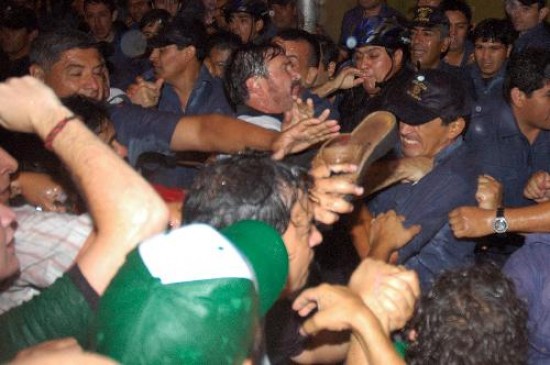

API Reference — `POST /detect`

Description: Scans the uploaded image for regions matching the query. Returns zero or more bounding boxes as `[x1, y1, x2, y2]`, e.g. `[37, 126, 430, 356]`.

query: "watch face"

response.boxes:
[493, 217, 508, 233]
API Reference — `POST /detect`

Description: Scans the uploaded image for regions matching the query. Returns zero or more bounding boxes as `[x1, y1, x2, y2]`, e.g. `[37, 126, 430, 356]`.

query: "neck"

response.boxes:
[95, 31, 115, 43]
[514, 107, 541, 144]
[362, 4, 382, 17]
[170, 59, 201, 109]
[444, 48, 465, 67]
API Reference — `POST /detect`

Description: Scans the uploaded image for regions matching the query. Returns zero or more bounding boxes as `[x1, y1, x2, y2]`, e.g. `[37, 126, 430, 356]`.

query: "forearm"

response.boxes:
[346, 308, 405, 365]
[506, 202, 550, 233]
[170, 114, 278, 153]
[46, 109, 168, 293]
[312, 79, 339, 98]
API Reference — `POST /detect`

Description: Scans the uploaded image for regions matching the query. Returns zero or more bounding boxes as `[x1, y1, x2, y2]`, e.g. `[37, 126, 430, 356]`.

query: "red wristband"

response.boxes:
[44, 115, 78, 151]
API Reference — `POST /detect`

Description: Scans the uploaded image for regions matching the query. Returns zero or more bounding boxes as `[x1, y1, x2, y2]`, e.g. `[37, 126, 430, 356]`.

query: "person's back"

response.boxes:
[504, 233, 550, 365]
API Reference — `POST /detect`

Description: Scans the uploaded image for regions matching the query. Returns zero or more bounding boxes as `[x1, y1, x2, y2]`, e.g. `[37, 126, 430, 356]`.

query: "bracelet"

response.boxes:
[44, 115, 79, 151]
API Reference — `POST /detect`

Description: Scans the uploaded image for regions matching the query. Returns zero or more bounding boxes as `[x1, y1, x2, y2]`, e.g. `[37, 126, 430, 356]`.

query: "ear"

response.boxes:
[440, 36, 451, 54]
[510, 87, 526, 108]
[29, 64, 45, 81]
[392, 48, 404, 67]
[539, 6, 549, 22]
[111, 10, 118, 22]
[327, 61, 337, 79]
[448, 117, 466, 138]
[29, 29, 39, 42]
[187, 45, 197, 60]
[254, 18, 264, 34]
[245, 76, 264, 99]
[506, 45, 512, 58]
[305, 66, 318, 87]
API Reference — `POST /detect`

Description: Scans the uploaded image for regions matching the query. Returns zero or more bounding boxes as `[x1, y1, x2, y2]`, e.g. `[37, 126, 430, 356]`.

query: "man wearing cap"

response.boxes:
[0, 4, 38, 80]
[224, 0, 275, 44]
[317, 17, 412, 133]
[339, 0, 404, 54]
[409, 6, 453, 72]
[141, 16, 233, 115]
[505, 0, 550, 53]
[366, 68, 480, 289]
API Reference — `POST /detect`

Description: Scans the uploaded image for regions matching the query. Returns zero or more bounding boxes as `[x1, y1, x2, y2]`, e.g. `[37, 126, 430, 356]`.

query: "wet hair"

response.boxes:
[316, 34, 339, 70]
[440, 0, 472, 24]
[407, 264, 529, 365]
[84, 0, 117, 13]
[275, 28, 320, 68]
[29, 29, 100, 71]
[225, 43, 285, 104]
[184, 152, 311, 234]
[472, 18, 517, 46]
[504, 47, 550, 102]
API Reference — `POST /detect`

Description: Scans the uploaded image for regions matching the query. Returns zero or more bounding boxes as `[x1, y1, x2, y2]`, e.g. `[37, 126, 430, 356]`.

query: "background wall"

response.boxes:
[319, 0, 506, 43]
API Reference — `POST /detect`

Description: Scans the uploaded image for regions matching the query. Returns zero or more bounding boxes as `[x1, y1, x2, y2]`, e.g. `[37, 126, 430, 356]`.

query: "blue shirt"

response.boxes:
[157, 65, 234, 116]
[504, 233, 550, 364]
[466, 101, 550, 207]
[467, 62, 507, 122]
[108, 102, 180, 167]
[368, 138, 479, 289]
[513, 23, 550, 55]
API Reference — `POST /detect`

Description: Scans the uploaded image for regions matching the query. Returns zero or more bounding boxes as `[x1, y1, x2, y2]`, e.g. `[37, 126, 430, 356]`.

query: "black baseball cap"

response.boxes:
[384, 69, 470, 125]
[411, 6, 449, 29]
[148, 16, 206, 56]
[0, 4, 38, 30]
[223, 0, 270, 18]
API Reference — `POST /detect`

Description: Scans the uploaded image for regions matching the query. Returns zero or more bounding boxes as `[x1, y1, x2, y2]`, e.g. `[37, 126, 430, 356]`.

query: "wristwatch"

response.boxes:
[492, 207, 508, 234]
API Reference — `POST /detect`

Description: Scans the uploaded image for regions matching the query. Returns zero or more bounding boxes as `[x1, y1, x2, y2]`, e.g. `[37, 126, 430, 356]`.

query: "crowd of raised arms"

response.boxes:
[0, 0, 548, 363]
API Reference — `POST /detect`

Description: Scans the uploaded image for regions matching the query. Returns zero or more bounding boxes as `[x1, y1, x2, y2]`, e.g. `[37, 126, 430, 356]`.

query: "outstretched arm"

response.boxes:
[171, 113, 339, 160]
[0, 77, 169, 294]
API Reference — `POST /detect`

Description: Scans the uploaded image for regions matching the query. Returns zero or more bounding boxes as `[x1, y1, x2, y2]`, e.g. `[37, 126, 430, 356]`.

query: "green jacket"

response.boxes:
[0, 267, 94, 362]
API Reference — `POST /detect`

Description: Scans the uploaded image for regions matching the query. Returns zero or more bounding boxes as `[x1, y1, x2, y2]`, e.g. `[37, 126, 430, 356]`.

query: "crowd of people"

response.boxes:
[0, 0, 549, 363]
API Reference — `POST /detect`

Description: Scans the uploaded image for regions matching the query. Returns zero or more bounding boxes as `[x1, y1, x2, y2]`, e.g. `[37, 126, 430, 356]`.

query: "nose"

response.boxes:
[0, 148, 18, 178]
[308, 225, 323, 248]
[149, 48, 159, 63]
[0, 204, 16, 230]
[399, 122, 416, 134]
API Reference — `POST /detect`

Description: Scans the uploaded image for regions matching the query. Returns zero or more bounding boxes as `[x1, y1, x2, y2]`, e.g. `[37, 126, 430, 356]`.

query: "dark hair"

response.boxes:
[472, 18, 517, 46]
[440, 0, 472, 24]
[225, 43, 285, 104]
[184, 152, 311, 234]
[61, 95, 110, 135]
[407, 264, 529, 365]
[315, 34, 339, 69]
[153, 15, 207, 60]
[275, 28, 320, 68]
[206, 30, 242, 55]
[29, 29, 100, 71]
[84, 0, 117, 13]
[139, 8, 170, 30]
[504, 47, 550, 102]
